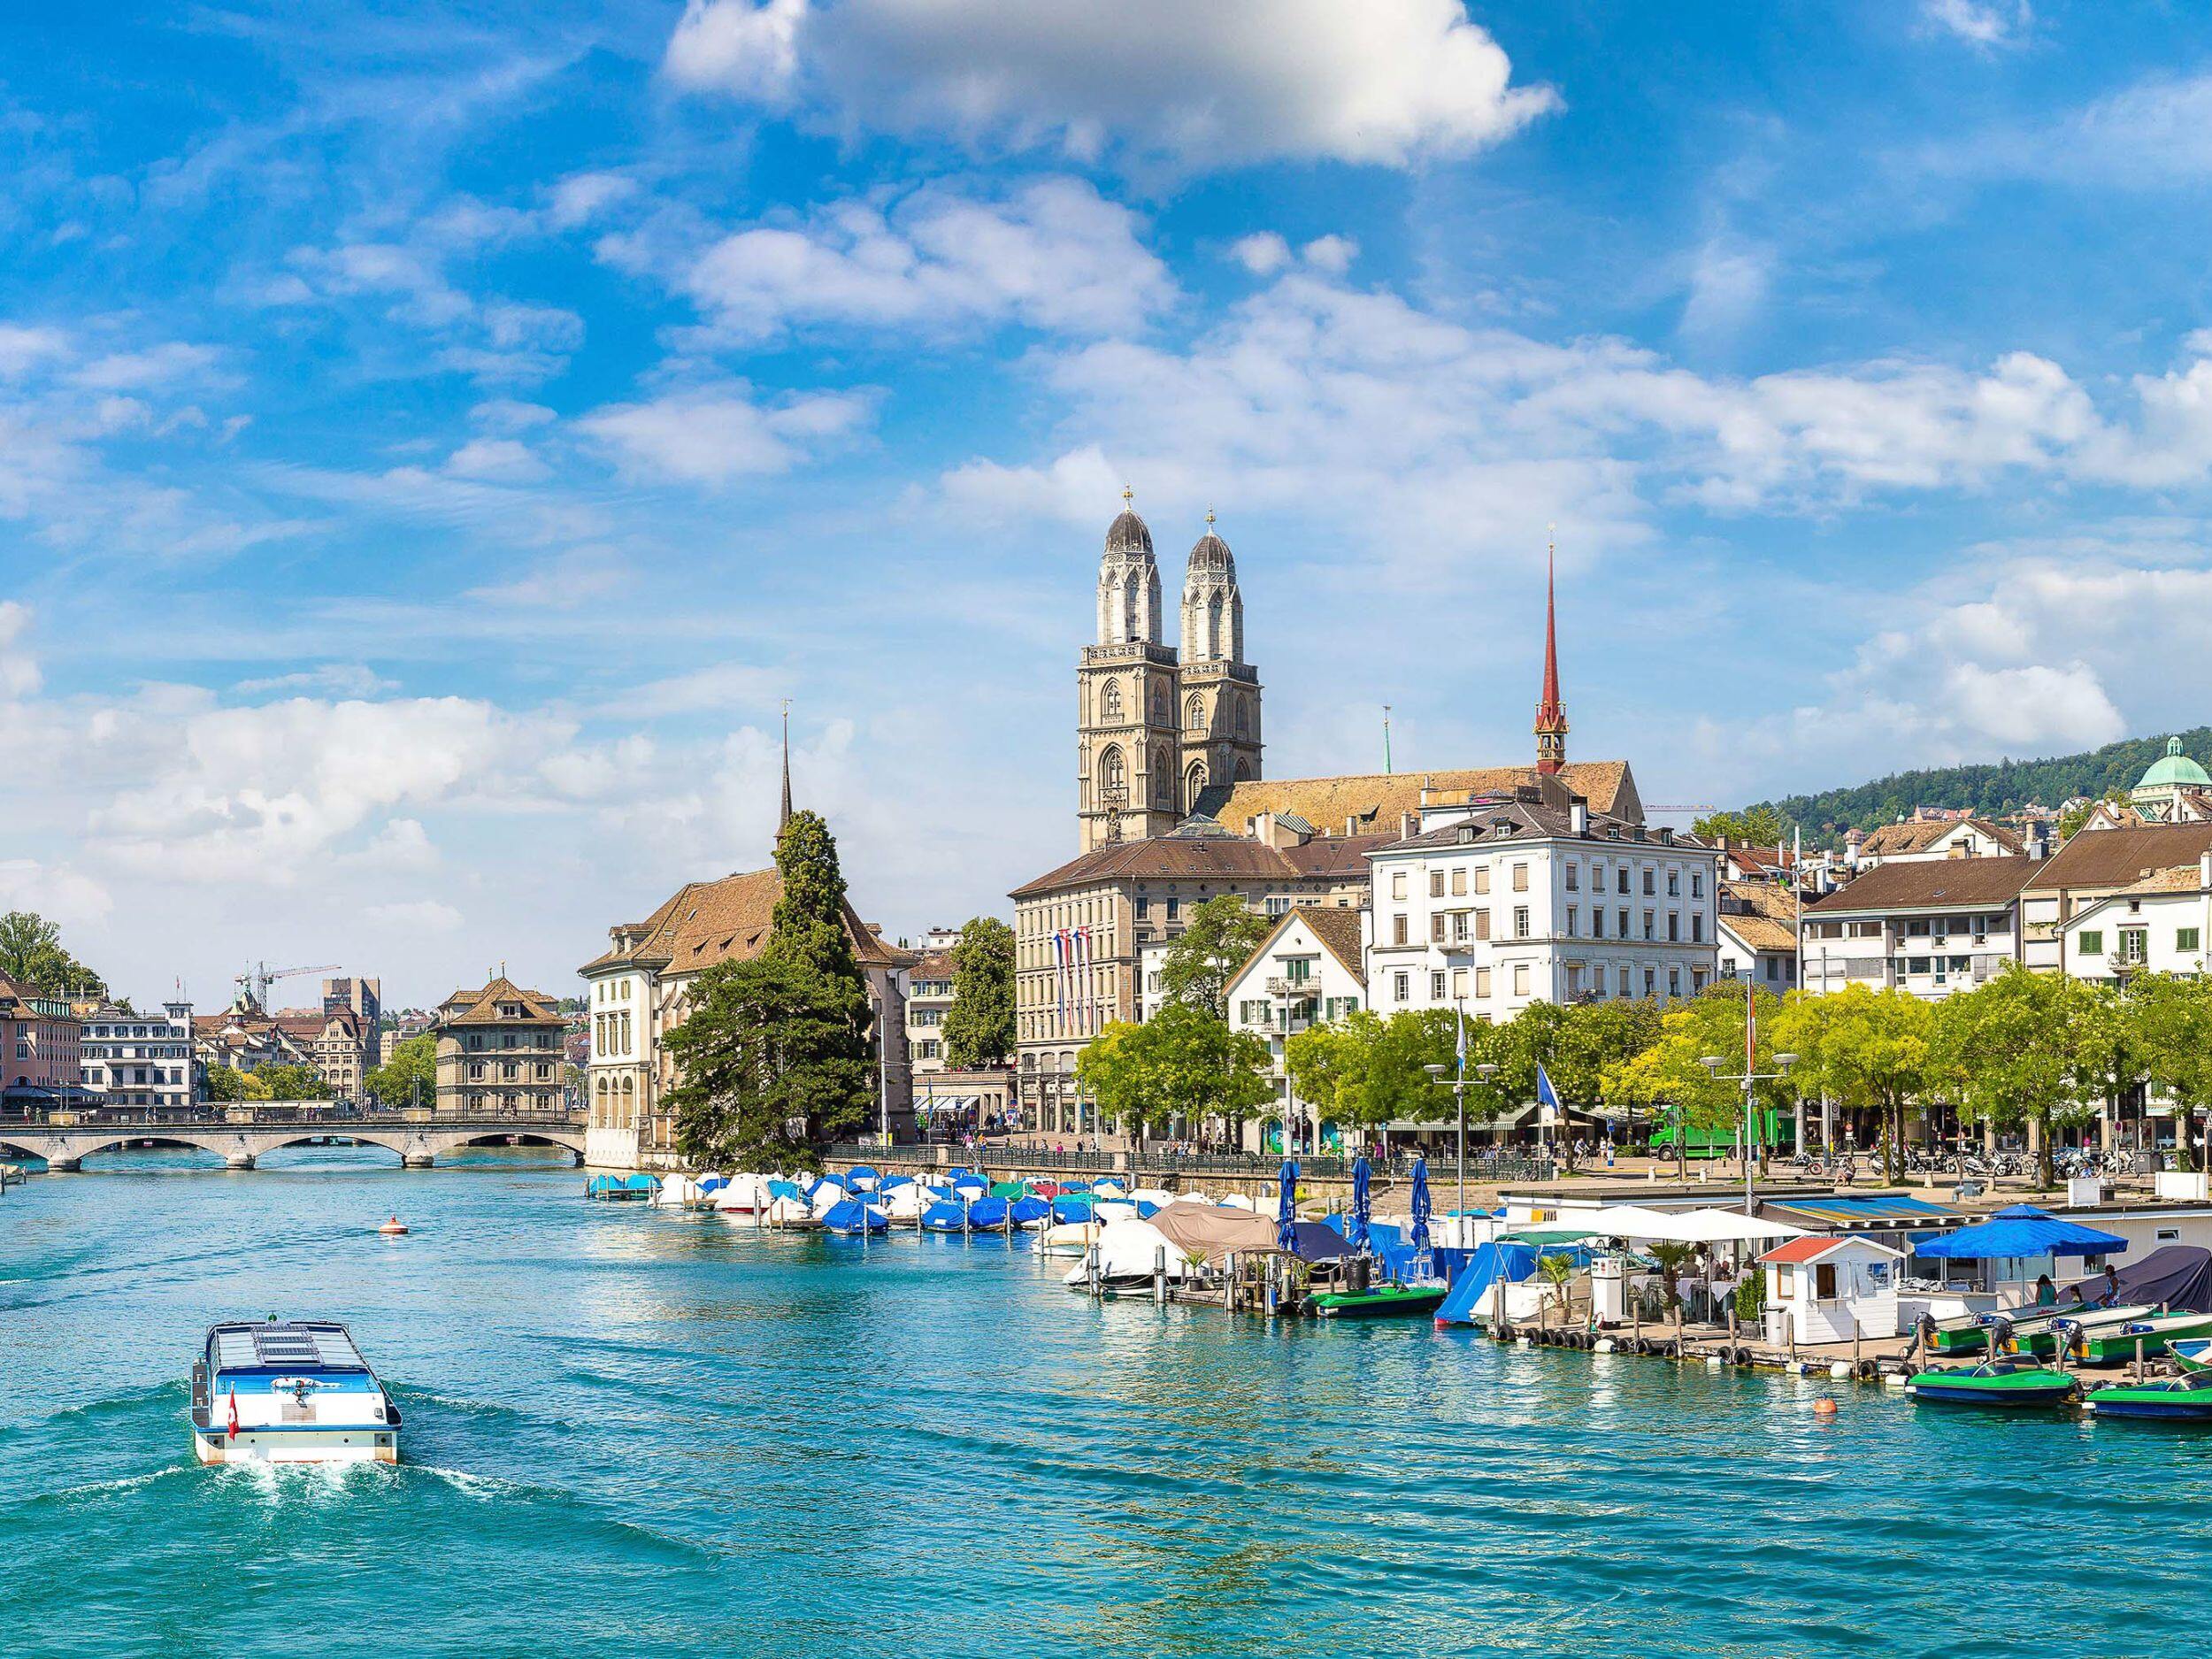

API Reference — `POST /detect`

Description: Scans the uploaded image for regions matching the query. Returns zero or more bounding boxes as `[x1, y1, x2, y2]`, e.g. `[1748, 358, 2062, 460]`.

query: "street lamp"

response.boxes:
[1701, 1050, 1799, 1214]
[1423, 1043, 1496, 1227]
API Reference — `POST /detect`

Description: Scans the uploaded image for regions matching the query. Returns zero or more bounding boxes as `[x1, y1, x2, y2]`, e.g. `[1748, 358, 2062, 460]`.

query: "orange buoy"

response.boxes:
[377, 1216, 410, 1237]
[1813, 1397, 1838, 1417]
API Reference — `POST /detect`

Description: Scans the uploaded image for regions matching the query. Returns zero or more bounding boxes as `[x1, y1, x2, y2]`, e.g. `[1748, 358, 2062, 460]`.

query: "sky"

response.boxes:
[7, 0, 2212, 1010]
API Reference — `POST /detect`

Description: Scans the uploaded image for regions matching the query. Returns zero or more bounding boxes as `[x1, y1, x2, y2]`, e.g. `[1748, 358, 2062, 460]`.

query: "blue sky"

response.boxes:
[6, 0, 2212, 1008]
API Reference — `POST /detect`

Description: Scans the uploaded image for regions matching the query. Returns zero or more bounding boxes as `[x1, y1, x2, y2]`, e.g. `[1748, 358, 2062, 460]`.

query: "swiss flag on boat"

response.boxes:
[227, 1388, 239, 1440]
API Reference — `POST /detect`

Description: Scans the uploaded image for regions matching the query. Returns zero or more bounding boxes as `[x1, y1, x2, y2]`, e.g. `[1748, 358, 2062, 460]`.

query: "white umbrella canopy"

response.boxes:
[1670, 1209, 1809, 1244]
[1569, 1204, 1806, 1244]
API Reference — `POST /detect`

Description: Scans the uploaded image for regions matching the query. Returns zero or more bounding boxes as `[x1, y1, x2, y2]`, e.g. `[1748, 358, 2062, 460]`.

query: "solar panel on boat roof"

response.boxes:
[213, 1324, 365, 1371]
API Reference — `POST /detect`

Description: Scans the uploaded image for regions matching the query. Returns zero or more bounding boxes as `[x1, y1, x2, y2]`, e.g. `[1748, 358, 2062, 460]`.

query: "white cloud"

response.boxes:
[0, 325, 69, 378]
[680, 177, 1174, 342]
[365, 898, 464, 933]
[1229, 233, 1292, 275]
[664, 0, 1558, 170]
[70, 342, 224, 392]
[444, 436, 549, 482]
[0, 601, 40, 697]
[1921, 0, 2030, 47]
[470, 398, 557, 432]
[547, 171, 638, 230]
[232, 664, 397, 698]
[578, 383, 874, 486]
[1300, 234, 1358, 275]
[1678, 236, 1771, 344]
[0, 857, 112, 927]
[621, 663, 781, 717]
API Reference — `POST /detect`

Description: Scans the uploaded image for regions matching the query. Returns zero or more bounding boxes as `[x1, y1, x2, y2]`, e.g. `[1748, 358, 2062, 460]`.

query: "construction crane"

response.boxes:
[234, 961, 342, 1013]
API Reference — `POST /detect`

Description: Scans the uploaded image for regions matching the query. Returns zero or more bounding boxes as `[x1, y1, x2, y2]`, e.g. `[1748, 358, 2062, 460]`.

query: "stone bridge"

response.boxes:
[0, 1107, 588, 1172]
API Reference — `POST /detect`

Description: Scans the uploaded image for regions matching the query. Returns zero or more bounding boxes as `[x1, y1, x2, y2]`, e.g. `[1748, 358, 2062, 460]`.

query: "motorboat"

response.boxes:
[191, 1320, 401, 1465]
[1035, 1220, 1101, 1257]
[1062, 1217, 1201, 1290]
[2084, 1374, 2212, 1421]
[713, 1173, 775, 1215]
[819, 1197, 888, 1235]
[2171, 1336, 2212, 1375]
[2006, 1304, 2154, 1358]
[2064, 1308, 2212, 1365]
[1904, 1359, 2078, 1409]
[1310, 1281, 1448, 1319]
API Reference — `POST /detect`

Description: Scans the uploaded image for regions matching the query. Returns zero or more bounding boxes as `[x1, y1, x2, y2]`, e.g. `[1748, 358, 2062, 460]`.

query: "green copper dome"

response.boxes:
[2139, 736, 2211, 790]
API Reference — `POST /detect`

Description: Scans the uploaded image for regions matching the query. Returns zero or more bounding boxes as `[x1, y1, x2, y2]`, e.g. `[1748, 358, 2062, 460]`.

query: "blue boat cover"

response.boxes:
[1915, 1204, 2127, 1260]
[920, 1202, 968, 1231]
[1135, 1200, 1160, 1218]
[767, 1179, 804, 1200]
[848, 1166, 880, 1182]
[1435, 1242, 1538, 1325]
[820, 1198, 887, 1233]
[965, 1196, 1010, 1228]
[1051, 1196, 1094, 1223]
[1009, 1195, 1052, 1225]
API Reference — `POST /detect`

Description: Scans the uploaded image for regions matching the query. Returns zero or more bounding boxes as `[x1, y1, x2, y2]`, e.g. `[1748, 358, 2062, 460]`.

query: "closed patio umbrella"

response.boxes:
[1410, 1157, 1432, 1259]
[1350, 1155, 1372, 1253]
[1277, 1159, 1300, 1255]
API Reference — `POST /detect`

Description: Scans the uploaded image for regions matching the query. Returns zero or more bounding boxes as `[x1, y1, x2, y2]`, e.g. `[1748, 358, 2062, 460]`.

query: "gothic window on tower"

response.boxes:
[1101, 746, 1125, 794]
[1234, 698, 1248, 737]
[1186, 761, 1205, 803]
[1187, 692, 1203, 732]
[1102, 680, 1123, 720]
[1152, 685, 1167, 724]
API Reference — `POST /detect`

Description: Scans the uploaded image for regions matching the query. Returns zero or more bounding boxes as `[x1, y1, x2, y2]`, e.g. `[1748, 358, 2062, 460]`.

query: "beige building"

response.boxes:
[272, 1006, 370, 1099]
[431, 975, 565, 1114]
[579, 864, 914, 1171]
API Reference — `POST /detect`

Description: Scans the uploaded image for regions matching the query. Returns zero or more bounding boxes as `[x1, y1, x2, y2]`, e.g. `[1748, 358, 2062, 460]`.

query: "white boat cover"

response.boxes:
[713, 1173, 775, 1212]
[1060, 1217, 1202, 1286]
[1036, 1221, 1101, 1256]
[653, 1174, 705, 1208]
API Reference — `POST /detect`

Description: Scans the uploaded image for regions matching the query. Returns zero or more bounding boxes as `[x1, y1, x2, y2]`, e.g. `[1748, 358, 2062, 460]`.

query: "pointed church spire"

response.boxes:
[779, 698, 794, 830]
[1534, 526, 1569, 776]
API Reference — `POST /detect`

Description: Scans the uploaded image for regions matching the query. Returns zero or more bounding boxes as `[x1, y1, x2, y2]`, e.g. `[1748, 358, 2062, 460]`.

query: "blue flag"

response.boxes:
[1536, 1064, 1562, 1113]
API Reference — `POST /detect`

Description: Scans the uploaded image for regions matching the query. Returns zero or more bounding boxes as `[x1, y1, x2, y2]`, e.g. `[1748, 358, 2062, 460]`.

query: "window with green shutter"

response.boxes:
[2181, 928, 2201, 952]
[2078, 930, 2104, 956]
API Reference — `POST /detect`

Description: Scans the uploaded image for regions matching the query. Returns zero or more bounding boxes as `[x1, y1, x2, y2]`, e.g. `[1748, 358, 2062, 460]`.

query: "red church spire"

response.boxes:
[1534, 528, 1568, 776]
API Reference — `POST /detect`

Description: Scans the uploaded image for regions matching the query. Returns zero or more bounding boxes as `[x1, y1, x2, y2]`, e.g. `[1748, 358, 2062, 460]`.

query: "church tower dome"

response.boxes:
[1079, 488, 1181, 849]
[1095, 486, 1163, 646]
[1176, 509, 1262, 818]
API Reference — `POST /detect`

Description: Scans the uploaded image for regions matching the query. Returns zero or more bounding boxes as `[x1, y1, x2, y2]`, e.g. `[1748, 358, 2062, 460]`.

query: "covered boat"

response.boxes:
[713, 1173, 776, 1214]
[1905, 1359, 2078, 1408]
[1035, 1220, 1101, 1257]
[191, 1320, 401, 1465]
[1061, 1217, 1201, 1288]
[819, 1197, 888, 1235]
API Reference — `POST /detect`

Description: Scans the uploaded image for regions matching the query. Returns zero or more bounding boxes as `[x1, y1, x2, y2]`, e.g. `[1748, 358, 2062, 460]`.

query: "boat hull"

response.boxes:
[194, 1428, 397, 1465]
[1312, 1286, 1448, 1319]
[2085, 1386, 2212, 1421]
[2074, 1313, 2212, 1364]
[1905, 1369, 2077, 1408]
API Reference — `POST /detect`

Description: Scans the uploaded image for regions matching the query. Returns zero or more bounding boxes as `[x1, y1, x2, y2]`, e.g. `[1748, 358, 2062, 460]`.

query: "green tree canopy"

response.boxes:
[0, 910, 106, 1000]
[203, 1064, 250, 1102]
[365, 1034, 437, 1106]
[1157, 895, 1272, 1019]
[2136, 973, 2212, 1171]
[1601, 983, 1789, 1149]
[1075, 1002, 1275, 1137]
[1771, 983, 1931, 1180]
[1930, 966, 2093, 1188]
[766, 810, 863, 987]
[1285, 1009, 1385, 1127]
[664, 956, 876, 1171]
[941, 915, 1015, 1067]
[1693, 806, 1789, 846]
[257, 1063, 331, 1101]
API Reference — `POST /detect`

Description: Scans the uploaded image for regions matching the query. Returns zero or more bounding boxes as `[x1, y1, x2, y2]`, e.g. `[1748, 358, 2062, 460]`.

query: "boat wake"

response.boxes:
[3, 1463, 195, 1512]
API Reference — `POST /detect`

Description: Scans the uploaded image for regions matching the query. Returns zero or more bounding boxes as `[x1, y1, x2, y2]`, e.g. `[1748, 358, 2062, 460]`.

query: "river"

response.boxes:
[3, 1145, 2208, 1658]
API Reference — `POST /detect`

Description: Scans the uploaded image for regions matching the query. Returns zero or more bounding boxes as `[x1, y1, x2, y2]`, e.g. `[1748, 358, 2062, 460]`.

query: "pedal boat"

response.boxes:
[2082, 1373, 2212, 1421]
[1310, 1282, 1449, 1319]
[2063, 1309, 2212, 1365]
[1903, 1358, 2078, 1409]
[191, 1320, 401, 1465]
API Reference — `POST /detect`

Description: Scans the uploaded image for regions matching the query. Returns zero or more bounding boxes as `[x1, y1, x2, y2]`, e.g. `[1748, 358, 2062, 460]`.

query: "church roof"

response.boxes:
[580, 867, 910, 976]
[1195, 761, 1633, 837]
[2139, 737, 2212, 791]
[1186, 529, 1233, 574]
[1104, 508, 1153, 558]
[1010, 831, 1394, 899]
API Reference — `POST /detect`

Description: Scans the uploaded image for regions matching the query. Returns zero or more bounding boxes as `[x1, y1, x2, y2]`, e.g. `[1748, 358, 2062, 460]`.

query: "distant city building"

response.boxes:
[2125, 737, 2212, 825]
[904, 940, 957, 1078]
[431, 975, 565, 1114]
[1845, 816, 2025, 871]
[80, 1000, 192, 1110]
[192, 1000, 314, 1079]
[323, 976, 383, 1069]
[0, 971, 85, 1107]
[1716, 880, 1799, 990]
[1801, 856, 2041, 999]
[271, 1004, 369, 1099]
[2055, 852, 2212, 980]
[2023, 822, 2212, 973]
[1366, 780, 1718, 1020]
[1224, 905, 1369, 1149]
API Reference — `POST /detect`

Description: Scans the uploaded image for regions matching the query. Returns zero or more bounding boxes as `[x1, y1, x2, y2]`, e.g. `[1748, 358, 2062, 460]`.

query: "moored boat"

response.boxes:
[2083, 1374, 2212, 1420]
[1997, 1303, 2151, 1357]
[2065, 1309, 2212, 1365]
[1904, 1359, 2078, 1409]
[1310, 1282, 1448, 1319]
[2170, 1336, 2212, 1375]
[191, 1320, 401, 1465]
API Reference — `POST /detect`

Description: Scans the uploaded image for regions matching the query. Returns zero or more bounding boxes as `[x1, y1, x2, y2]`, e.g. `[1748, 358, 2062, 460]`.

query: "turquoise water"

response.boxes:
[6, 1146, 2212, 1658]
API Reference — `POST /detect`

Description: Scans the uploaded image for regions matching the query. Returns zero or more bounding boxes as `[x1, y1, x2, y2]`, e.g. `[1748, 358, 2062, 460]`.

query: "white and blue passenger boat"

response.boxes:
[190, 1319, 402, 1465]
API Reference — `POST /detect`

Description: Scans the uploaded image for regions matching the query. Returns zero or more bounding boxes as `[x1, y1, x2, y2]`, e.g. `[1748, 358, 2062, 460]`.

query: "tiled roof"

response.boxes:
[1195, 760, 1633, 836]
[1379, 782, 1702, 855]
[2030, 823, 2212, 893]
[909, 949, 958, 980]
[1296, 905, 1367, 985]
[1858, 817, 2024, 856]
[438, 975, 564, 1026]
[580, 866, 910, 976]
[2115, 864, 2208, 897]
[1718, 882, 1798, 953]
[1010, 832, 1386, 899]
[1808, 856, 2043, 913]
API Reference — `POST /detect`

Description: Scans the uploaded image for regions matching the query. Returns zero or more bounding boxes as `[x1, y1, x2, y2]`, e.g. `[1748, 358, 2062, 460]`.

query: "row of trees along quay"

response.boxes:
[667, 810, 1020, 1173]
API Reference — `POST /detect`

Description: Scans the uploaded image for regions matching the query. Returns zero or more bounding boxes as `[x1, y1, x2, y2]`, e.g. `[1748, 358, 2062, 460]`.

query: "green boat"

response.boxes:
[1921, 1314, 1992, 1356]
[1999, 1304, 2151, 1358]
[2171, 1337, 2212, 1375]
[1905, 1359, 2079, 1408]
[2083, 1374, 2212, 1422]
[1310, 1283, 1448, 1319]
[2064, 1309, 2212, 1365]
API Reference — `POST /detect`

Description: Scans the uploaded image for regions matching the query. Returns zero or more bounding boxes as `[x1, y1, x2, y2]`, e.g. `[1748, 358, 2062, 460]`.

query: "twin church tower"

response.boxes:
[1077, 490, 1263, 850]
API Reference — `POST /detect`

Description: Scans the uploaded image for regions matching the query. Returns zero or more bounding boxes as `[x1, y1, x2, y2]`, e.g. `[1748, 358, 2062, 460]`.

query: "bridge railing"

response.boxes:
[0, 1104, 583, 1132]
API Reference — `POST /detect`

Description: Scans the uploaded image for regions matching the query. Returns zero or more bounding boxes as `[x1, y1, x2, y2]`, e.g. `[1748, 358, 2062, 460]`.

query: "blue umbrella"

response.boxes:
[1914, 1204, 2126, 1260]
[1409, 1156, 1432, 1257]
[1278, 1159, 1300, 1254]
[1350, 1156, 1372, 1253]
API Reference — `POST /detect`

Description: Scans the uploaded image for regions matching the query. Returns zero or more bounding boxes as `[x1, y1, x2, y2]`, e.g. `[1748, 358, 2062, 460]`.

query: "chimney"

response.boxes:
[1401, 810, 1416, 839]
[1571, 799, 1589, 835]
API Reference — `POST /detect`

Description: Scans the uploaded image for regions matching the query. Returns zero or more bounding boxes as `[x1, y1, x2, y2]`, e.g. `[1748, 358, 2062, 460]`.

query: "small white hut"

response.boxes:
[1759, 1235, 1905, 1345]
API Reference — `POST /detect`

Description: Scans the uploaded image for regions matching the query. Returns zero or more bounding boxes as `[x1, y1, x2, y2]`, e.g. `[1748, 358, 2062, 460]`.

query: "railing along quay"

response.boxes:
[826, 1142, 1556, 1187]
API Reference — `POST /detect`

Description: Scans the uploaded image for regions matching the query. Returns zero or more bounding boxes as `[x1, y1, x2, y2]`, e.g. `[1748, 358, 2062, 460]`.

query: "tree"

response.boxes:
[941, 916, 1015, 1067]
[238, 1069, 273, 1101]
[1157, 895, 1272, 1019]
[0, 910, 106, 1000]
[2136, 974, 2212, 1172]
[766, 810, 863, 986]
[1354, 1009, 1463, 1129]
[2067, 977, 2147, 1160]
[1537, 1252, 1577, 1327]
[1284, 1010, 1376, 1130]
[1602, 984, 1789, 1162]
[204, 1065, 250, 1102]
[664, 956, 877, 1171]
[1773, 984, 1931, 1182]
[365, 1034, 437, 1107]
[1931, 966, 2091, 1189]
[1075, 1003, 1274, 1141]
[257, 1063, 330, 1101]
[1693, 805, 1789, 846]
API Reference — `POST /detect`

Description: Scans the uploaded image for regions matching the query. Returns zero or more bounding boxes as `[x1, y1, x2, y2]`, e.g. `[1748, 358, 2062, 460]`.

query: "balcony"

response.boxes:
[1263, 978, 1316, 997]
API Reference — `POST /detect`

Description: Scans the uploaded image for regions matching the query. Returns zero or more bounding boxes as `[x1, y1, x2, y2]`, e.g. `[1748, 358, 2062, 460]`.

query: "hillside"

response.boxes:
[1750, 728, 2212, 840]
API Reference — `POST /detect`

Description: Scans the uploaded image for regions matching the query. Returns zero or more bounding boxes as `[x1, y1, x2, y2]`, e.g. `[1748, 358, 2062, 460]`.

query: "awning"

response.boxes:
[1913, 1205, 2126, 1260]
[1558, 1204, 1807, 1245]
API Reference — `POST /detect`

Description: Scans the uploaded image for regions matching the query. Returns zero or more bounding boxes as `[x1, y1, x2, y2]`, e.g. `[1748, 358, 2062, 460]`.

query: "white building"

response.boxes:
[1364, 780, 1718, 1020]
[2023, 823, 2212, 973]
[1801, 856, 2039, 999]
[1224, 906, 1368, 1148]
[1716, 879, 1799, 990]
[1844, 816, 2029, 871]
[81, 1000, 194, 1110]
[904, 939, 956, 1077]
[2056, 855, 2212, 980]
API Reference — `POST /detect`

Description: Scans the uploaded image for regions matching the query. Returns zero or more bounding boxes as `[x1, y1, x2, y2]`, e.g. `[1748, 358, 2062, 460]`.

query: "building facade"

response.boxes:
[904, 941, 956, 1078]
[432, 976, 565, 1114]
[2022, 823, 2212, 973]
[80, 1000, 193, 1110]
[1078, 495, 1263, 851]
[1801, 856, 2040, 999]
[580, 864, 913, 1171]
[1365, 780, 1719, 1021]
[2054, 853, 2212, 981]
[2128, 738, 2212, 824]
[322, 977, 383, 1071]
[0, 972, 83, 1105]
[192, 1002, 312, 1079]
[1224, 906, 1369, 1149]
[272, 1006, 369, 1099]
[1716, 881, 1800, 990]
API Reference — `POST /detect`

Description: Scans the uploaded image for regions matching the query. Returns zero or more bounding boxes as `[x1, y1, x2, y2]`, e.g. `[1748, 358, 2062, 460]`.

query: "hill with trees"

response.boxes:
[1743, 727, 2212, 842]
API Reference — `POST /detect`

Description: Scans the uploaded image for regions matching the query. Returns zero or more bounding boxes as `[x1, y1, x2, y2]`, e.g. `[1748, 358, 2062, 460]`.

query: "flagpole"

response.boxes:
[1455, 999, 1468, 1220]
